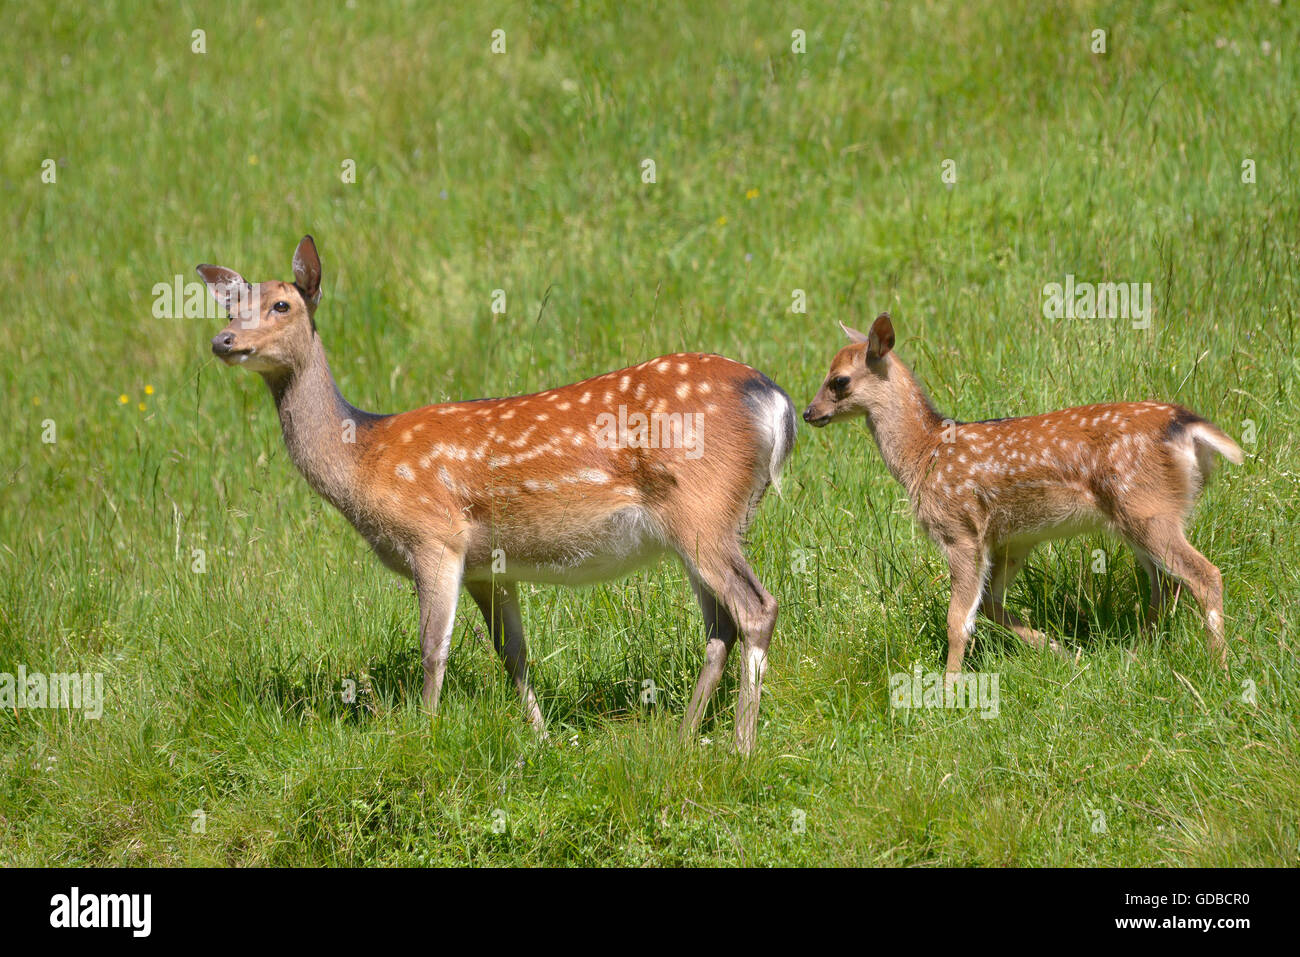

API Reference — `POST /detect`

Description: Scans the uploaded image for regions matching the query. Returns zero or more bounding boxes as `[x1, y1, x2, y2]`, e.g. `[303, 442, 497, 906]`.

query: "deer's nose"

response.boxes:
[211, 331, 236, 355]
[802, 404, 830, 427]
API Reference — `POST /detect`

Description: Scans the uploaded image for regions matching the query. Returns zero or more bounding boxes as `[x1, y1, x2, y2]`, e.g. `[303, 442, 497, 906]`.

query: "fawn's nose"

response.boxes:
[211, 331, 236, 355]
[802, 404, 830, 427]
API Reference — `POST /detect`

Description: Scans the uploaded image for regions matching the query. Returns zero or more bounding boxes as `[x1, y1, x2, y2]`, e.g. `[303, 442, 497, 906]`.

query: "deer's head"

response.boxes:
[199, 235, 322, 378]
[803, 313, 896, 428]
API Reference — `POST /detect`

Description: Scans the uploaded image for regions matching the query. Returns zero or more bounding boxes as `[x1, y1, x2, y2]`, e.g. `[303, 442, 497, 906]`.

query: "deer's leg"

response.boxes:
[1132, 546, 1180, 630]
[680, 574, 740, 739]
[682, 547, 777, 755]
[1127, 521, 1226, 668]
[945, 543, 989, 675]
[981, 546, 1067, 657]
[413, 546, 467, 713]
[465, 579, 545, 733]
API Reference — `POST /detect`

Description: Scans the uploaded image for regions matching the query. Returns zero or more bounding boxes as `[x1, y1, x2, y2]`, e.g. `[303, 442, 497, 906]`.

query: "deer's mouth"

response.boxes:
[216, 346, 256, 364]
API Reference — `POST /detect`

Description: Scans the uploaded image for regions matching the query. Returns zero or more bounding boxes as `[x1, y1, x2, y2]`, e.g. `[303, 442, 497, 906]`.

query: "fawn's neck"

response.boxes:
[864, 355, 946, 497]
[264, 335, 381, 510]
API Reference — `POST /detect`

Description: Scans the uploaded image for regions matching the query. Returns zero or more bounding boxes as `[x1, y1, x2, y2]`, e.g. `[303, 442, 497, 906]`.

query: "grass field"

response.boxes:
[2, 0, 1298, 866]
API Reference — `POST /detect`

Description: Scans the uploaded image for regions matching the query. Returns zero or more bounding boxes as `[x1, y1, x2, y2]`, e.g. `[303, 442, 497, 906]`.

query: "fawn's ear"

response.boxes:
[839, 321, 870, 344]
[866, 313, 895, 359]
[196, 265, 249, 308]
[292, 235, 321, 305]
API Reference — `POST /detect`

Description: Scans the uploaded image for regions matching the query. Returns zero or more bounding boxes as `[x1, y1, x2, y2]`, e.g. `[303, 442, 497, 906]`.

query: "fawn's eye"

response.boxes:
[272, 301, 291, 314]
[830, 376, 851, 396]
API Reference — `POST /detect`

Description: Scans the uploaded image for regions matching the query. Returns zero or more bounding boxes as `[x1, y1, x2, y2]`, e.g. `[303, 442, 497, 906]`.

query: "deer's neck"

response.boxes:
[864, 355, 946, 497]
[264, 336, 382, 510]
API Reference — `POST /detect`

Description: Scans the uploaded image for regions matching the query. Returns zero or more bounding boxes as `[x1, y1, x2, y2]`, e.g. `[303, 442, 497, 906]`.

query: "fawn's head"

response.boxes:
[803, 313, 897, 428]
[199, 235, 322, 377]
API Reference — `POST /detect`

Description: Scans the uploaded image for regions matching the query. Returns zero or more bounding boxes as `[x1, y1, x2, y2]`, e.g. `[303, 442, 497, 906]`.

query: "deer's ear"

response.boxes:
[839, 321, 870, 344]
[867, 312, 895, 359]
[196, 265, 249, 307]
[292, 235, 321, 304]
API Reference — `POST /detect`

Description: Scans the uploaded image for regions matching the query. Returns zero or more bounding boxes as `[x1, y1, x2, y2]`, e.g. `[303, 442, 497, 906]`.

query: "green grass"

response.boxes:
[2, 0, 1298, 866]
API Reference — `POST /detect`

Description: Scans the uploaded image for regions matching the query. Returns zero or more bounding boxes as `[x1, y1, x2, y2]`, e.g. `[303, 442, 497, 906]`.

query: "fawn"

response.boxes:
[804, 313, 1242, 674]
[200, 236, 796, 752]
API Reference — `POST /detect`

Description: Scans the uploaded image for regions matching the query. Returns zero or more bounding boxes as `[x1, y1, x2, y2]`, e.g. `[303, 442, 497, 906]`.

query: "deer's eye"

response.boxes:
[830, 376, 851, 396]
[272, 300, 291, 313]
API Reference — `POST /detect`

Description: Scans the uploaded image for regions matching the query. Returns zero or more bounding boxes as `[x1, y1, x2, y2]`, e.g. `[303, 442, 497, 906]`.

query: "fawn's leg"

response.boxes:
[981, 546, 1067, 657]
[465, 579, 545, 732]
[1126, 521, 1227, 668]
[680, 574, 740, 739]
[413, 546, 466, 712]
[945, 543, 989, 675]
[1133, 547, 1180, 629]
[681, 546, 777, 755]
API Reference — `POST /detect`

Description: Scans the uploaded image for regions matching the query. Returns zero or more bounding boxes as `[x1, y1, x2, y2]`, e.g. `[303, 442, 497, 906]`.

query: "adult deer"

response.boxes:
[201, 236, 795, 752]
[804, 313, 1241, 674]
